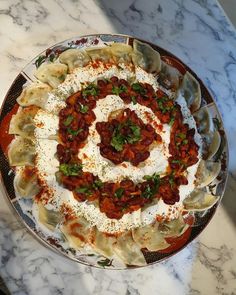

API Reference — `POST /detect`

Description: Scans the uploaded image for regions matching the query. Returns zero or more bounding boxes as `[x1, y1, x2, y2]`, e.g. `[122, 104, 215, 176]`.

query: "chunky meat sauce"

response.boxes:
[57, 76, 199, 219]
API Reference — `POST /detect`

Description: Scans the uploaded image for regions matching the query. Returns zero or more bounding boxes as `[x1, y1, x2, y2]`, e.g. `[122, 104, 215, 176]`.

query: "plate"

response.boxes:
[0, 34, 229, 269]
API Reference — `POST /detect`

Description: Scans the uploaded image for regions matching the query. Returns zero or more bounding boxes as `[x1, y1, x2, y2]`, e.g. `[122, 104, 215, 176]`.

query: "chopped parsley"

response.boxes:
[142, 173, 160, 198]
[131, 83, 146, 95]
[79, 104, 89, 114]
[111, 120, 141, 151]
[131, 95, 137, 104]
[114, 187, 124, 198]
[82, 84, 98, 97]
[112, 85, 127, 95]
[63, 115, 74, 126]
[177, 133, 186, 139]
[93, 179, 103, 189]
[59, 163, 82, 176]
[68, 128, 83, 136]
[169, 116, 175, 126]
[75, 186, 92, 195]
[34, 55, 46, 68]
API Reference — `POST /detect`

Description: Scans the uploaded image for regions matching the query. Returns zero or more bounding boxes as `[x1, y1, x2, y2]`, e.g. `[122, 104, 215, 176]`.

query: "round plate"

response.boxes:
[0, 34, 229, 269]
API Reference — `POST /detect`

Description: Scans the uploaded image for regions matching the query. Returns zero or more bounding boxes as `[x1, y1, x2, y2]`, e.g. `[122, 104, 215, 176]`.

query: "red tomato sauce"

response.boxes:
[158, 215, 194, 254]
[0, 104, 19, 155]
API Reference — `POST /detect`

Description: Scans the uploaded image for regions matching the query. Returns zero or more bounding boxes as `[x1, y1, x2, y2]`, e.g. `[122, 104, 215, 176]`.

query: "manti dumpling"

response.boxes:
[132, 39, 161, 73]
[132, 222, 169, 251]
[35, 63, 68, 88]
[14, 166, 40, 198]
[183, 189, 220, 211]
[89, 228, 116, 258]
[9, 106, 39, 138]
[113, 231, 147, 266]
[59, 49, 91, 72]
[17, 82, 52, 108]
[37, 201, 62, 231]
[179, 71, 201, 112]
[61, 216, 93, 249]
[8, 137, 35, 166]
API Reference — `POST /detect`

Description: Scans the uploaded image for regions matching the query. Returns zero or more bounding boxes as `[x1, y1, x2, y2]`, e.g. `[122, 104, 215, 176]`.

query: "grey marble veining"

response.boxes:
[0, 0, 236, 294]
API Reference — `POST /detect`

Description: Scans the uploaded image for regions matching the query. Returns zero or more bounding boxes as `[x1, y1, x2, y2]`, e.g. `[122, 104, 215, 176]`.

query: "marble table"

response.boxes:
[0, 0, 236, 294]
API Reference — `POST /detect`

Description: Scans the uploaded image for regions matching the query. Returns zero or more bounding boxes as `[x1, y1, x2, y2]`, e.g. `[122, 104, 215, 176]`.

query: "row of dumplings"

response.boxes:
[38, 201, 190, 266]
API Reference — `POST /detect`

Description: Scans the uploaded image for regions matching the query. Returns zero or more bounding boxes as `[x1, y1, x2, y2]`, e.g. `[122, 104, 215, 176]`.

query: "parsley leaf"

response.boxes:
[127, 124, 141, 144]
[93, 179, 103, 189]
[82, 84, 98, 97]
[34, 55, 46, 68]
[111, 131, 124, 151]
[63, 115, 74, 126]
[114, 187, 124, 198]
[79, 104, 89, 114]
[68, 128, 83, 136]
[111, 121, 141, 151]
[131, 96, 137, 105]
[59, 163, 82, 176]
[75, 186, 92, 195]
[112, 85, 127, 95]
[131, 83, 146, 95]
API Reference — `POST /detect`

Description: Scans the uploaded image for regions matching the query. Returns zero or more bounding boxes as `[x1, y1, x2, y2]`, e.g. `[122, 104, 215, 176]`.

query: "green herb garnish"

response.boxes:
[111, 120, 141, 151]
[82, 84, 98, 97]
[93, 179, 103, 189]
[114, 187, 124, 198]
[169, 117, 175, 126]
[79, 104, 89, 114]
[34, 55, 46, 68]
[182, 139, 188, 145]
[131, 83, 146, 95]
[75, 186, 92, 195]
[142, 173, 160, 198]
[171, 159, 182, 164]
[68, 128, 83, 136]
[59, 163, 82, 176]
[112, 85, 127, 95]
[177, 133, 186, 139]
[63, 115, 74, 126]
[131, 95, 137, 104]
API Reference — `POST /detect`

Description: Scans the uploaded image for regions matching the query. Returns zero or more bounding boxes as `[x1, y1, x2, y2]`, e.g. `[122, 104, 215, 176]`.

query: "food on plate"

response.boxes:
[4, 39, 223, 267]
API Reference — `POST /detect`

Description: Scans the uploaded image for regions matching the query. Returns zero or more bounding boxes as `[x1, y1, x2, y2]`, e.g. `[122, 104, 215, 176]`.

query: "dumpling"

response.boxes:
[158, 216, 189, 238]
[61, 216, 93, 249]
[132, 222, 169, 251]
[14, 166, 40, 198]
[35, 63, 68, 88]
[85, 46, 112, 62]
[9, 106, 39, 138]
[183, 189, 220, 211]
[132, 39, 161, 73]
[37, 201, 62, 231]
[113, 231, 146, 266]
[16, 82, 52, 108]
[195, 160, 221, 188]
[193, 106, 212, 134]
[59, 49, 91, 72]
[179, 71, 201, 112]
[89, 228, 115, 258]
[109, 43, 133, 63]
[202, 130, 221, 160]
[158, 61, 182, 90]
[8, 137, 35, 166]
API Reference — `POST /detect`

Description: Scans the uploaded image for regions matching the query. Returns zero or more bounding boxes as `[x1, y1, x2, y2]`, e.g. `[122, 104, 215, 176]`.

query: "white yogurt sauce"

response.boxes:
[32, 62, 201, 234]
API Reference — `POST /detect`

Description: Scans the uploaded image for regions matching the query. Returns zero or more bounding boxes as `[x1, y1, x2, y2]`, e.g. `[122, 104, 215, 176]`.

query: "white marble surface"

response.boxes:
[0, 0, 236, 294]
